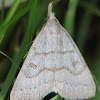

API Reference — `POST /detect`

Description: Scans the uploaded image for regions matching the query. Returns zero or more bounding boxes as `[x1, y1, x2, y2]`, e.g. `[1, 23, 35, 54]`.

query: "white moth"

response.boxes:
[10, 2, 96, 100]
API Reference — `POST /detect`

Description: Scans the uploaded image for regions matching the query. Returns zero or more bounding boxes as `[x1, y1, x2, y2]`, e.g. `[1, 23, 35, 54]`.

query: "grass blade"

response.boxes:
[0, 51, 18, 69]
[0, 0, 32, 42]
[77, 12, 92, 52]
[4, 0, 21, 24]
[0, 0, 46, 99]
[64, 0, 79, 37]
[50, 94, 63, 100]
[0, 59, 10, 84]
[50, 94, 60, 100]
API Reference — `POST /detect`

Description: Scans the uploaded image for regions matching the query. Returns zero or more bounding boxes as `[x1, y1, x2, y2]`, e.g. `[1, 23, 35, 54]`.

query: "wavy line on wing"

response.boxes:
[24, 65, 87, 78]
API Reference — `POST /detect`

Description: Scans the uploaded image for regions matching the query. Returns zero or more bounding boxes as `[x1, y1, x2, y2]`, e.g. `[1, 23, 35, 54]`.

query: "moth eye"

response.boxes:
[29, 63, 37, 69]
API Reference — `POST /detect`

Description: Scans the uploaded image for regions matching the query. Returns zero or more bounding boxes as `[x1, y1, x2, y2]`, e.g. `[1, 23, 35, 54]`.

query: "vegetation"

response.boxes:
[0, 0, 100, 100]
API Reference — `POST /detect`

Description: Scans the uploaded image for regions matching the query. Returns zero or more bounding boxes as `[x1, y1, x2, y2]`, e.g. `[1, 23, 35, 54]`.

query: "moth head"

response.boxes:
[48, 2, 55, 20]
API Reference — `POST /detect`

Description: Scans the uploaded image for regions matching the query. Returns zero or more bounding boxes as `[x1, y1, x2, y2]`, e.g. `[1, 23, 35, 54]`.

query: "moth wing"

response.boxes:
[54, 22, 96, 99]
[10, 11, 96, 100]
[10, 28, 54, 100]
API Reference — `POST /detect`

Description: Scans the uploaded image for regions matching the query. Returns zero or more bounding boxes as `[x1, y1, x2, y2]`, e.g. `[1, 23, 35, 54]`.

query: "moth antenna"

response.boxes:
[48, 2, 55, 20]
[48, 2, 53, 18]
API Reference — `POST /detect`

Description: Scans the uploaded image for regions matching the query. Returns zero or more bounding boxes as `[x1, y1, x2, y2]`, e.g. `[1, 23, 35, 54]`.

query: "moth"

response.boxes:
[10, 2, 96, 100]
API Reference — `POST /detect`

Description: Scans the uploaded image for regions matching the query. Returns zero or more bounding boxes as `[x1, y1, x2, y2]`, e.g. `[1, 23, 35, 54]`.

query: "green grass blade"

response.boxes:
[64, 0, 79, 37]
[0, 59, 11, 83]
[0, 51, 19, 69]
[50, 94, 60, 100]
[25, 0, 37, 51]
[0, 25, 15, 53]
[3, 0, 21, 24]
[0, 0, 46, 99]
[77, 12, 92, 52]
[0, 0, 33, 42]
[50, 94, 63, 100]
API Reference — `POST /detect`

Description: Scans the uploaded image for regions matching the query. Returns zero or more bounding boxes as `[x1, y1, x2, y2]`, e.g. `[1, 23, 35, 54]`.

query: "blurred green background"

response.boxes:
[0, 0, 100, 100]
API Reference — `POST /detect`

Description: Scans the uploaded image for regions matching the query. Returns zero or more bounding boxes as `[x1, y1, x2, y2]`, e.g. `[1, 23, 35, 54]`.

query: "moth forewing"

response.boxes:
[10, 2, 96, 100]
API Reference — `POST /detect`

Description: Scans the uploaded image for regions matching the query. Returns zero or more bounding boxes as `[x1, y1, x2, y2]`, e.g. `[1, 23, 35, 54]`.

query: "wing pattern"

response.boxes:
[10, 8, 96, 100]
